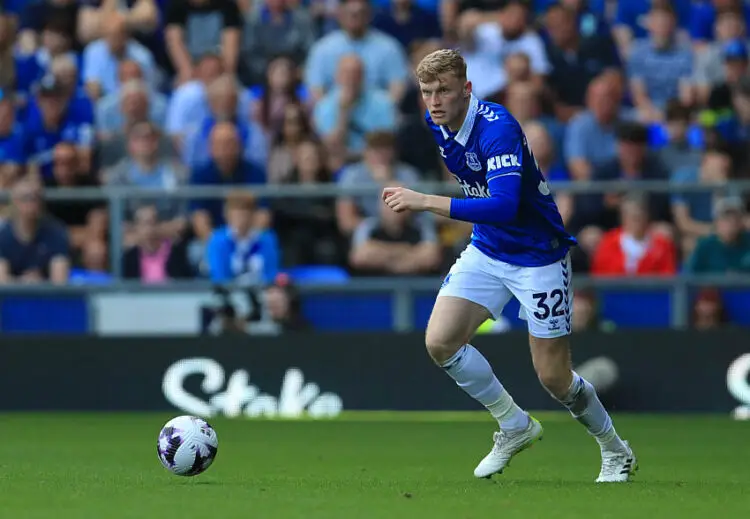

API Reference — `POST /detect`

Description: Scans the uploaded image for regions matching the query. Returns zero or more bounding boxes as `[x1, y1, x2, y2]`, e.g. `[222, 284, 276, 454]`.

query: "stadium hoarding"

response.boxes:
[0, 331, 749, 416]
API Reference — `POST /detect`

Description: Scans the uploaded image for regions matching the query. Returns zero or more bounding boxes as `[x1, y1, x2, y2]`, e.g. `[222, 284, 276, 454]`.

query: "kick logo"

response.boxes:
[162, 357, 344, 419]
[487, 154, 520, 172]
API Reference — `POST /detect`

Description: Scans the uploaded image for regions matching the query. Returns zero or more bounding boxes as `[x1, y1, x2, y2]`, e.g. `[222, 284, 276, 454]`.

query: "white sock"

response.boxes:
[559, 371, 626, 452]
[441, 345, 529, 432]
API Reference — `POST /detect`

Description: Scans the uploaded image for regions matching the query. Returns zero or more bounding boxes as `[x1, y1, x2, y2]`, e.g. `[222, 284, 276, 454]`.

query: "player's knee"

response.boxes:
[425, 332, 463, 365]
[536, 367, 571, 400]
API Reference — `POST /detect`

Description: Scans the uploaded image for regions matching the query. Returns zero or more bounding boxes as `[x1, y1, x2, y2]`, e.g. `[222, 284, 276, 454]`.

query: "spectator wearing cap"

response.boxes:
[571, 121, 671, 233]
[164, 0, 242, 85]
[564, 71, 633, 181]
[627, 2, 693, 123]
[240, 0, 316, 87]
[313, 54, 397, 168]
[205, 191, 280, 285]
[371, 0, 441, 51]
[459, 0, 551, 99]
[692, 8, 748, 105]
[0, 179, 70, 284]
[671, 143, 735, 255]
[544, 2, 621, 119]
[687, 196, 750, 274]
[82, 12, 157, 100]
[304, 0, 409, 102]
[591, 194, 677, 277]
[189, 121, 269, 246]
[336, 131, 420, 236]
[702, 39, 750, 118]
[23, 75, 94, 180]
[0, 89, 27, 186]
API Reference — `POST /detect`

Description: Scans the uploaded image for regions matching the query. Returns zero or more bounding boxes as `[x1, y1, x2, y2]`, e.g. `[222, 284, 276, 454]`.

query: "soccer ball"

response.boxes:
[157, 415, 219, 476]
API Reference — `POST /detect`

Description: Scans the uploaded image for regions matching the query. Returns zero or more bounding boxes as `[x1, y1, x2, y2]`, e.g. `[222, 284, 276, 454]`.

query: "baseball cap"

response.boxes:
[713, 196, 745, 218]
[723, 39, 748, 61]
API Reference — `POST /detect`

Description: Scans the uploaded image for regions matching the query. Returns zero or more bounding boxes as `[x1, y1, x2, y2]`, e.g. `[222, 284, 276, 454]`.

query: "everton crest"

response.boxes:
[465, 152, 482, 172]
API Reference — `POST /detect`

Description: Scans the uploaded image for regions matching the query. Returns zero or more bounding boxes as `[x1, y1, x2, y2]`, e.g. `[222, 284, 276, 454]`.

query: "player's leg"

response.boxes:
[508, 253, 637, 482]
[431, 245, 543, 478]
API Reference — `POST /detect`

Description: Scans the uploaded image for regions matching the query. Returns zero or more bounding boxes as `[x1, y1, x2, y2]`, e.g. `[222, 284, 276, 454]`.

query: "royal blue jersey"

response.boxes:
[427, 95, 576, 267]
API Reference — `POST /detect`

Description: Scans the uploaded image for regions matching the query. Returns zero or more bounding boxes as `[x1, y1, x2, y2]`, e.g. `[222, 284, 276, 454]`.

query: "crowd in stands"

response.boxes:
[0, 0, 749, 328]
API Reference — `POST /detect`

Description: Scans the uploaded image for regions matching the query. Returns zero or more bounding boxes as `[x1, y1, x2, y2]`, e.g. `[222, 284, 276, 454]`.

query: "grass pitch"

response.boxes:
[0, 412, 748, 519]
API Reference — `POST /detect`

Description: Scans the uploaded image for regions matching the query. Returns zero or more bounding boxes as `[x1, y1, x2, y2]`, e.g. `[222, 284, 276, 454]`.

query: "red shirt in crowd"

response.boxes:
[592, 228, 677, 276]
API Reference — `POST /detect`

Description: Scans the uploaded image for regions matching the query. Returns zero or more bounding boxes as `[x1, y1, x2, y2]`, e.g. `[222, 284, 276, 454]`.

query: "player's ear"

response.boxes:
[464, 81, 473, 99]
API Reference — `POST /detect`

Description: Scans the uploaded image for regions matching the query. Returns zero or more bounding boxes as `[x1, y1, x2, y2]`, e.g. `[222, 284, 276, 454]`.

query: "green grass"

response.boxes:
[0, 413, 748, 519]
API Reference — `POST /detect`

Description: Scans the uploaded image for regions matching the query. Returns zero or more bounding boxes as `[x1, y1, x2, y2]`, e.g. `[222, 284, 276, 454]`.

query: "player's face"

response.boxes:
[419, 74, 470, 129]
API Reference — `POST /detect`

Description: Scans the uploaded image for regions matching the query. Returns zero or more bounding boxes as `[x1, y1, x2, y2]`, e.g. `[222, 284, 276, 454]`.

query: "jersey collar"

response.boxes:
[440, 94, 478, 146]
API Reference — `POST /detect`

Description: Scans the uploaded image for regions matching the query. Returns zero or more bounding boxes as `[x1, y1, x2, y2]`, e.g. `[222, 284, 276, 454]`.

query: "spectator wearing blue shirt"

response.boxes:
[183, 74, 268, 169]
[96, 79, 167, 139]
[627, 3, 694, 122]
[371, 0, 441, 51]
[82, 12, 158, 100]
[189, 121, 269, 246]
[0, 89, 27, 185]
[613, 0, 691, 58]
[689, 0, 750, 45]
[304, 0, 410, 102]
[206, 191, 280, 285]
[0, 179, 70, 284]
[313, 54, 397, 167]
[23, 75, 95, 181]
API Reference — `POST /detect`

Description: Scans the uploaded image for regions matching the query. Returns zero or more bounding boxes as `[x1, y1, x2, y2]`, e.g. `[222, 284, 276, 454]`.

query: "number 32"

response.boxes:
[532, 289, 566, 320]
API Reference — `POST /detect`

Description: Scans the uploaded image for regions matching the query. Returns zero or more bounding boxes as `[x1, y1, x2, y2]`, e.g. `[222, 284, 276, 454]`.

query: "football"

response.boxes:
[157, 415, 219, 476]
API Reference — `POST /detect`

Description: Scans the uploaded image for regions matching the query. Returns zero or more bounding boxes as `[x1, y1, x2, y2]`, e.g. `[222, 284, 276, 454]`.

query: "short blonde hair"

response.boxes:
[415, 49, 467, 83]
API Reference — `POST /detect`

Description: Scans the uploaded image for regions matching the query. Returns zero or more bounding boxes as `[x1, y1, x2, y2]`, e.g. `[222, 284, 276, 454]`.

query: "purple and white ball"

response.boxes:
[157, 416, 219, 476]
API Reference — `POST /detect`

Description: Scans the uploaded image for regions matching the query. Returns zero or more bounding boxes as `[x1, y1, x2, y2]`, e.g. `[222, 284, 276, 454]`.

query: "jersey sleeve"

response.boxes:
[480, 121, 525, 185]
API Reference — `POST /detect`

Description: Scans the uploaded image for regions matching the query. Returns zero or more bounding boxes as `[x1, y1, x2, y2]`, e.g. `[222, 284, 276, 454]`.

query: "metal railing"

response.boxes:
[1, 180, 748, 330]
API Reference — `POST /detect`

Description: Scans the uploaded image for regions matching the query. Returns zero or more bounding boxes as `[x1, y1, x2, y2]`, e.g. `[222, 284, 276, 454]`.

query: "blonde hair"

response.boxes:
[415, 49, 467, 83]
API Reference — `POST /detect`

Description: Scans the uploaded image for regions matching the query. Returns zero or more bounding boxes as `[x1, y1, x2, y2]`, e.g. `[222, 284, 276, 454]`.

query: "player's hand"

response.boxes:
[382, 187, 427, 213]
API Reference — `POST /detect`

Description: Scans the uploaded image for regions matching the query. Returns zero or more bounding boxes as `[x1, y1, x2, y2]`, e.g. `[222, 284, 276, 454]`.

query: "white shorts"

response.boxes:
[438, 244, 573, 338]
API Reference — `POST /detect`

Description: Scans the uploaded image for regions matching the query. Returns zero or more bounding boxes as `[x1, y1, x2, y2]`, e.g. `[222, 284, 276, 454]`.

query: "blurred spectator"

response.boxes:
[70, 239, 112, 284]
[263, 273, 310, 332]
[523, 121, 572, 224]
[44, 142, 103, 250]
[687, 196, 750, 274]
[571, 289, 616, 332]
[206, 191, 280, 284]
[565, 72, 630, 181]
[313, 54, 397, 166]
[96, 79, 167, 140]
[123, 205, 194, 283]
[692, 8, 748, 104]
[183, 74, 268, 169]
[544, 2, 621, 120]
[165, 0, 242, 84]
[349, 186, 441, 275]
[612, 0, 691, 59]
[189, 122, 269, 245]
[504, 80, 565, 163]
[240, 0, 316, 86]
[304, 0, 409, 102]
[688, 0, 750, 46]
[460, 0, 550, 99]
[104, 121, 188, 242]
[272, 139, 345, 266]
[0, 88, 26, 187]
[591, 194, 677, 276]
[0, 179, 70, 284]
[657, 100, 702, 174]
[251, 56, 306, 138]
[77, 0, 160, 45]
[627, 3, 693, 122]
[573, 121, 671, 233]
[690, 287, 730, 330]
[18, 0, 81, 54]
[267, 102, 314, 184]
[371, 0, 441, 51]
[703, 39, 750, 117]
[33, 18, 78, 78]
[82, 12, 158, 100]
[671, 143, 734, 254]
[336, 131, 419, 235]
[23, 75, 94, 180]
[730, 76, 750, 172]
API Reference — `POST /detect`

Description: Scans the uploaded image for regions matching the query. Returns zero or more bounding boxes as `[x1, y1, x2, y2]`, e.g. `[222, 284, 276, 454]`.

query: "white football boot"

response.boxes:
[473, 415, 544, 479]
[596, 440, 638, 483]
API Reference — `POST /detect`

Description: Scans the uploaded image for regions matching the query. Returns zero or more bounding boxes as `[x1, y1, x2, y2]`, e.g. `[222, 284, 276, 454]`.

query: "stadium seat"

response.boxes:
[286, 265, 350, 285]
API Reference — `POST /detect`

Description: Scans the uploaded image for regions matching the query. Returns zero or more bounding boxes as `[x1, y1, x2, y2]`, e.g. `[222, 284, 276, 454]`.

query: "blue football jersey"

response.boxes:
[427, 95, 576, 267]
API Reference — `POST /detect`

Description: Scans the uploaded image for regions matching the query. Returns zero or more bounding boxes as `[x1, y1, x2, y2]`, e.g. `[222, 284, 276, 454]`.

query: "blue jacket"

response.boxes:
[206, 226, 280, 284]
